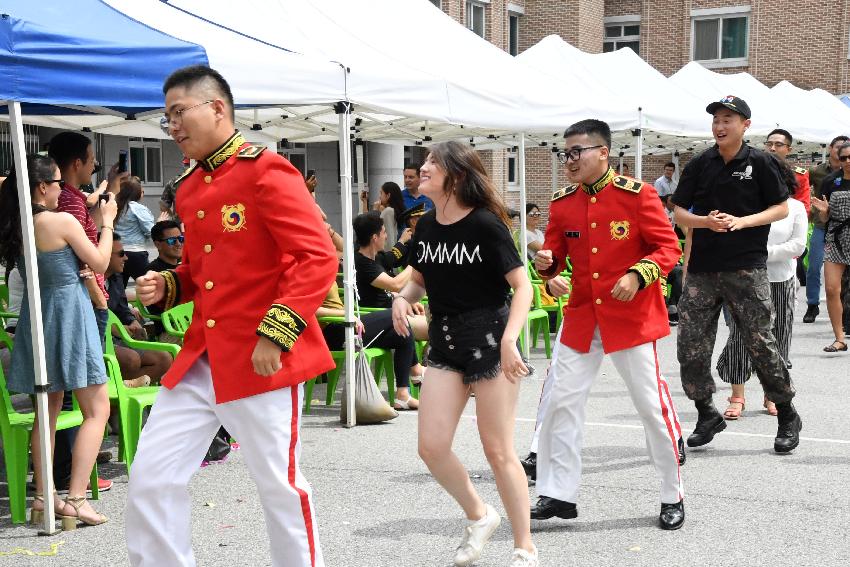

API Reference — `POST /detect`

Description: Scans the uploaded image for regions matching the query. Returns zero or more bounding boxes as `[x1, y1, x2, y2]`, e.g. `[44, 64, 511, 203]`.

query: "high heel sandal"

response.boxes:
[61, 496, 108, 530]
[30, 491, 66, 525]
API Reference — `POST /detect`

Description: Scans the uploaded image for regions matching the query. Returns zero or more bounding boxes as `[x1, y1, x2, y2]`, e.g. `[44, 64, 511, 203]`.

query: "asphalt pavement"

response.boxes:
[2, 299, 849, 566]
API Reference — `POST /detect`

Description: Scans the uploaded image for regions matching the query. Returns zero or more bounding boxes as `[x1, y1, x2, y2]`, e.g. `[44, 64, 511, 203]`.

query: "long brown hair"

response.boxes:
[115, 176, 143, 220]
[427, 141, 510, 226]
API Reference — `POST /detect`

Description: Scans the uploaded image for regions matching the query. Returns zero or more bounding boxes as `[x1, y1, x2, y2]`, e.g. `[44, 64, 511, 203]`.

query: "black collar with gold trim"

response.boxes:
[582, 168, 615, 195]
[199, 131, 246, 171]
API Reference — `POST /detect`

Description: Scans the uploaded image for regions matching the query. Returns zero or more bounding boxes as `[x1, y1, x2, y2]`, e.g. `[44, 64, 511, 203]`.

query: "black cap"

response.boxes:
[706, 95, 751, 119]
[399, 203, 426, 223]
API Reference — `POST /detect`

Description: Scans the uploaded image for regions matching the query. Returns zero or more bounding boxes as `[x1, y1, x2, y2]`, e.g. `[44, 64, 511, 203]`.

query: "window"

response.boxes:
[128, 138, 162, 185]
[466, 1, 485, 38]
[603, 17, 640, 54]
[691, 7, 750, 66]
[508, 13, 520, 56]
[507, 148, 517, 186]
[278, 141, 306, 176]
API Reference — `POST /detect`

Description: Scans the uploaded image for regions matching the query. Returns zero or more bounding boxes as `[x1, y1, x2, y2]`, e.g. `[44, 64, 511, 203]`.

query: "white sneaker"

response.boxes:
[509, 546, 539, 567]
[453, 504, 501, 566]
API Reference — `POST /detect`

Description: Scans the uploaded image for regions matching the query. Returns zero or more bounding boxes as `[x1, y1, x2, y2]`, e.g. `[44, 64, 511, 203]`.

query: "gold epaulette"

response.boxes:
[237, 145, 267, 159]
[794, 166, 808, 175]
[552, 184, 578, 202]
[612, 176, 643, 194]
[172, 164, 198, 188]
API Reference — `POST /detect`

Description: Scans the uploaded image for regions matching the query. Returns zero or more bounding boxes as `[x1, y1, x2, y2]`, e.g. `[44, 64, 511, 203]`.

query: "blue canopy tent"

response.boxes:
[1, 0, 207, 533]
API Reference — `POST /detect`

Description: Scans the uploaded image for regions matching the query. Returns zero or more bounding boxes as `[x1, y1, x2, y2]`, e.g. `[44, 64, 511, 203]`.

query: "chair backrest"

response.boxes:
[132, 298, 161, 322]
[0, 360, 22, 435]
[162, 302, 194, 338]
[0, 283, 8, 311]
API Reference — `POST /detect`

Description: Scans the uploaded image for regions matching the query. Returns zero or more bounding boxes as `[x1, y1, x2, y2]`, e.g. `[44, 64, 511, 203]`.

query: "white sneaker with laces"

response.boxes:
[509, 546, 539, 567]
[453, 504, 501, 566]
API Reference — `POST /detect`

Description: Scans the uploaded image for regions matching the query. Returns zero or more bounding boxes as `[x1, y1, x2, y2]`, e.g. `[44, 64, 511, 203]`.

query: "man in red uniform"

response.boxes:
[531, 119, 685, 530]
[127, 66, 337, 567]
[764, 128, 810, 214]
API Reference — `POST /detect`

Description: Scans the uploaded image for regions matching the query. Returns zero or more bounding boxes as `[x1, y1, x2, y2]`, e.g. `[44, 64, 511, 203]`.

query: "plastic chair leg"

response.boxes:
[7, 429, 29, 524]
[303, 378, 316, 414]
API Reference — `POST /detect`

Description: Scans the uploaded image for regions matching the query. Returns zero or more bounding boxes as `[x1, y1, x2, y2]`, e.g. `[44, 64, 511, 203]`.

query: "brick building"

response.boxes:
[431, 0, 848, 218]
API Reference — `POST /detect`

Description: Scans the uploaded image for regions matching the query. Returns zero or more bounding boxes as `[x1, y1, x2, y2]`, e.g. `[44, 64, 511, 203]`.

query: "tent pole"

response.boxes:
[355, 141, 366, 205]
[518, 134, 530, 358]
[336, 102, 356, 428]
[9, 101, 60, 535]
[635, 107, 644, 180]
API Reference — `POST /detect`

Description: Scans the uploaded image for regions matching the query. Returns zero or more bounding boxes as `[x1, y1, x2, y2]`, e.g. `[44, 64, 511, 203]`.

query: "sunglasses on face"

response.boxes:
[114, 250, 127, 257]
[839, 155, 850, 162]
[158, 235, 185, 245]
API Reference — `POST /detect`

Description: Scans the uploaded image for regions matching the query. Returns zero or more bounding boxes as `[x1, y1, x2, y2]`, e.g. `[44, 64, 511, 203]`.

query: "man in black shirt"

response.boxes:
[106, 235, 172, 386]
[672, 96, 801, 454]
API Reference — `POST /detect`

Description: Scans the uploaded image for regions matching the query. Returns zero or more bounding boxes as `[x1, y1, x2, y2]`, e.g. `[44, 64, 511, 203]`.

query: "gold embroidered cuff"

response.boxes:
[161, 270, 180, 311]
[628, 259, 661, 289]
[256, 303, 308, 351]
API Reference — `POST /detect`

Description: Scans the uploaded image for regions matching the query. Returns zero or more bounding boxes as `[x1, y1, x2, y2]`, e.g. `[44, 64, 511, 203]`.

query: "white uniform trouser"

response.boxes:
[537, 328, 683, 504]
[530, 322, 563, 454]
[125, 354, 324, 567]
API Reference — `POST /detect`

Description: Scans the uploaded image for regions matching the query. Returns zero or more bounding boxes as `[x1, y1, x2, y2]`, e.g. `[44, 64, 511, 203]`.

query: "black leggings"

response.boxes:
[322, 309, 417, 388]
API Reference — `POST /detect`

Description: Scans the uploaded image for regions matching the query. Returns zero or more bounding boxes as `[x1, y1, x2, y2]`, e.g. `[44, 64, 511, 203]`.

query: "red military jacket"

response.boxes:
[792, 166, 811, 215]
[540, 168, 682, 354]
[158, 131, 337, 403]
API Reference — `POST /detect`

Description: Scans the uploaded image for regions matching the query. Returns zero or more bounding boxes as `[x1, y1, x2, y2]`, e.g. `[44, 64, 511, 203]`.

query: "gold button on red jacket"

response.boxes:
[158, 132, 337, 403]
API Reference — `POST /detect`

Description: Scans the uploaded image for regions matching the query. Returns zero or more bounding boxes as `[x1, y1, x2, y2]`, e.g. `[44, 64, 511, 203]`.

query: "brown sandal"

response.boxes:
[823, 340, 848, 353]
[723, 396, 746, 420]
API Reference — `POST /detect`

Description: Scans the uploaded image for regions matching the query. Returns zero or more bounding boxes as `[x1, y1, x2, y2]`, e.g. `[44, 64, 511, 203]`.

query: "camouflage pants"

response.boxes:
[677, 268, 795, 404]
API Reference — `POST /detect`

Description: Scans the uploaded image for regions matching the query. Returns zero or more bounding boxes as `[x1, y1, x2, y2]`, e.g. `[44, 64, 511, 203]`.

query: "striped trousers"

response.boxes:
[717, 276, 796, 385]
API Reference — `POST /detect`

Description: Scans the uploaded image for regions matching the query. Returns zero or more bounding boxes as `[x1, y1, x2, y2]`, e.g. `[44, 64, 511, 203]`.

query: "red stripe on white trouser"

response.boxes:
[290, 386, 317, 567]
[652, 342, 683, 501]
[661, 377, 683, 439]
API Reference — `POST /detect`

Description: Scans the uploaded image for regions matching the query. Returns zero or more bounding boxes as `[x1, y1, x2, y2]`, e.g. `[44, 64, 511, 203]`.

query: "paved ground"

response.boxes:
[2, 299, 849, 566]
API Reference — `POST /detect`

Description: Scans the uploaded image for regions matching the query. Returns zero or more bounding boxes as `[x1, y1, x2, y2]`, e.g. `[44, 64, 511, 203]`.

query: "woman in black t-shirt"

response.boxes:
[812, 142, 850, 352]
[391, 141, 537, 566]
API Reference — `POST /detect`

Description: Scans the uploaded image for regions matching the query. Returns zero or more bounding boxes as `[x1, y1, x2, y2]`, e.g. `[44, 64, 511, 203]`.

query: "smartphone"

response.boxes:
[118, 150, 128, 173]
[306, 169, 316, 180]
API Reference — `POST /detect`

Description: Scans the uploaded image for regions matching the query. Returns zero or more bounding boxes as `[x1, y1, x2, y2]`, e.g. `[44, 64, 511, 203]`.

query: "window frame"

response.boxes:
[127, 138, 163, 186]
[465, 0, 486, 38]
[603, 15, 640, 55]
[690, 6, 751, 68]
[508, 12, 520, 56]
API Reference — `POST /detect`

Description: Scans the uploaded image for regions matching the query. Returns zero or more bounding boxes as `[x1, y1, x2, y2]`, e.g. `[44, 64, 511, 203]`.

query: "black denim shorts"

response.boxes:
[426, 305, 509, 384]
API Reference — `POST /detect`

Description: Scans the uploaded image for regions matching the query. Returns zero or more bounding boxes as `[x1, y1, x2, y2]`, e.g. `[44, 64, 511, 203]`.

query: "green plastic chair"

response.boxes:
[103, 354, 160, 471]
[131, 298, 162, 322]
[0, 364, 98, 524]
[521, 284, 552, 358]
[161, 301, 194, 339]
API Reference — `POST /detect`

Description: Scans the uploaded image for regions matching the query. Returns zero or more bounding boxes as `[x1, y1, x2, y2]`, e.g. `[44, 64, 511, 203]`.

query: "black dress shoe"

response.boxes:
[520, 452, 537, 480]
[659, 501, 685, 530]
[686, 410, 726, 447]
[677, 438, 686, 466]
[774, 414, 802, 453]
[803, 304, 819, 323]
[530, 496, 578, 520]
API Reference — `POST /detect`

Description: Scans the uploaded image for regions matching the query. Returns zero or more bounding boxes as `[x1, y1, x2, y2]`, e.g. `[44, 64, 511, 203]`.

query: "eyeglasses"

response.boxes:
[528, 211, 542, 217]
[113, 250, 127, 257]
[764, 141, 789, 149]
[157, 235, 185, 245]
[838, 155, 850, 162]
[48, 179, 66, 189]
[557, 145, 604, 164]
[160, 100, 214, 133]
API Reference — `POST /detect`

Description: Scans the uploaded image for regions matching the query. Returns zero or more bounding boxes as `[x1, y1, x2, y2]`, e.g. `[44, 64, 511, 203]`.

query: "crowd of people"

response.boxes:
[1, 63, 848, 567]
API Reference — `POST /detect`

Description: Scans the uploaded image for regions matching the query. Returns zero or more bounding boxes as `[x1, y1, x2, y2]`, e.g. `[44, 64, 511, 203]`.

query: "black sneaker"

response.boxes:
[803, 304, 819, 323]
[687, 409, 726, 447]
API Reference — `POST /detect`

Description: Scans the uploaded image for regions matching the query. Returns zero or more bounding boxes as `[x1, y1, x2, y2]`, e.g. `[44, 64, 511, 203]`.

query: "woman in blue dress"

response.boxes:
[0, 154, 117, 529]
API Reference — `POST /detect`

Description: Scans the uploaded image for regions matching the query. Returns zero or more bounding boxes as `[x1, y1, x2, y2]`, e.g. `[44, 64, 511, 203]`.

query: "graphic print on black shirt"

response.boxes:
[410, 208, 522, 316]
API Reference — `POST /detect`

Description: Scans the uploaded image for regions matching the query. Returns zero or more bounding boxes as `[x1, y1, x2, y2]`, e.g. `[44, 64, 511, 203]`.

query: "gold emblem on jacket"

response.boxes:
[221, 203, 247, 232]
[610, 220, 630, 240]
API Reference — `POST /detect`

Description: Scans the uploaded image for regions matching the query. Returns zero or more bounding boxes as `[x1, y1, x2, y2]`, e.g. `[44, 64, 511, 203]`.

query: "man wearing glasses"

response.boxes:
[764, 128, 810, 213]
[672, 96, 800, 454]
[128, 66, 337, 567]
[532, 119, 686, 530]
[147, 220, 184, 272]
